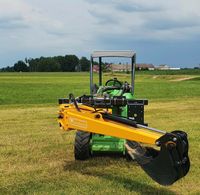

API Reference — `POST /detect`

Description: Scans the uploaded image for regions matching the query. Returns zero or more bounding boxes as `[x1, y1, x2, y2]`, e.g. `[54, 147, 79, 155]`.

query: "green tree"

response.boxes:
[14, 61, 29, 72]
[55, 56, 67, 71]
[0, 66, 14, 72]
[28, 58, 40, 72]
[61, 55, 79, 72]
[79, 57, 90, 71]
[37, 57, 60, 72]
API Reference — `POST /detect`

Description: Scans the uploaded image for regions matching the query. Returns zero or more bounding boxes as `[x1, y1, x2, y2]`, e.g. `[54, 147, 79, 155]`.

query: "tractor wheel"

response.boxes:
[74, 130, 91, 160]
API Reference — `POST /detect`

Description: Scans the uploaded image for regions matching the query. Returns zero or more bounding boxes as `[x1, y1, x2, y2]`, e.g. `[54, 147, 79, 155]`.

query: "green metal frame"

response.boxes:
[91, 89, 135, 154]
[89, 51, 136, 154]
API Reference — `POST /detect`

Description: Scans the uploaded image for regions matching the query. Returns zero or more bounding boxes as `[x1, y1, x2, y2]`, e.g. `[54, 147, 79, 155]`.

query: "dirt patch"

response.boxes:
[153, 76, 158, 79]
[171, 77, 195, 81]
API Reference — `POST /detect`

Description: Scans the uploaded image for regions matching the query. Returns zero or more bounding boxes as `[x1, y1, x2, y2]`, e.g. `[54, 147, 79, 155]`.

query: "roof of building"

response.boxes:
[158, 64, 170, 67]
[136, 64, 155, 68]
[111, 64, 129, 70]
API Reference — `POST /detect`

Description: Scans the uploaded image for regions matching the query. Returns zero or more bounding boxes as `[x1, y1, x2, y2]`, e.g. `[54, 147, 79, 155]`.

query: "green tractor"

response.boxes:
[59, 50, 190, 185]
[74, 50, 147, 160]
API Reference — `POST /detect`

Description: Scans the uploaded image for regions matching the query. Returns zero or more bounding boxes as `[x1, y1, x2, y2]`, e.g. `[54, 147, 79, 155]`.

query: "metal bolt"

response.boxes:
[95, 114, 101, 119]
[173, 137, 177, 142]
[156, 141, 160, 146]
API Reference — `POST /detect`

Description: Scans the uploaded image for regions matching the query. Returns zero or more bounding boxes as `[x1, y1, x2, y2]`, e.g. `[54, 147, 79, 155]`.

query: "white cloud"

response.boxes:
[87, 0, 200, 41]
[0, 0, 199, 66]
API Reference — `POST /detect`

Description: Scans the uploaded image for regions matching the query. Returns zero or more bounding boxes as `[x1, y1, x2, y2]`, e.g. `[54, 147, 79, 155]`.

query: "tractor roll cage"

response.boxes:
[90, 50, 136, 95]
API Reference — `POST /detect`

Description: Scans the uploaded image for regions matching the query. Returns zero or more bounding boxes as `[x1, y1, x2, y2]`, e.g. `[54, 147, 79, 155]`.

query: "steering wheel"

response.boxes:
[105, 78, 122, 88]
[102, 78, 122, 93]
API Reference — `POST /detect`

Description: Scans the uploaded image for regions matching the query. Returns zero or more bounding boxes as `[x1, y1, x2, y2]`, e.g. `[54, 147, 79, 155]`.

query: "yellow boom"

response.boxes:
[58, 104, 162, 145]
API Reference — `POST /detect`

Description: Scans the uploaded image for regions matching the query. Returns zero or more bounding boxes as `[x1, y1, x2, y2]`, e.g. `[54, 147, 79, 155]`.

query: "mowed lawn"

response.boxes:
[0, 72, 200, 194]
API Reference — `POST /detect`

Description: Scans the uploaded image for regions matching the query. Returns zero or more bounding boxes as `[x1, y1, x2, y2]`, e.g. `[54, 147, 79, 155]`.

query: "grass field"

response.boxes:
[0, 71, 200, 194]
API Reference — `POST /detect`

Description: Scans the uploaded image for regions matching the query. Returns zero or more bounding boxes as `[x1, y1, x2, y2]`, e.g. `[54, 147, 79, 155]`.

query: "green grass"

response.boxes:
[136, 69, 200, 75]
[0, 72, 199, 105]
[0, 72, 200, 194]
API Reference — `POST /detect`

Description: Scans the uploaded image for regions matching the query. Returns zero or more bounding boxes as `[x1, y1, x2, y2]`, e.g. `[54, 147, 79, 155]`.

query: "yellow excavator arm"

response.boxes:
[58, 102, 190, 186]
[59, 104, 162, 145]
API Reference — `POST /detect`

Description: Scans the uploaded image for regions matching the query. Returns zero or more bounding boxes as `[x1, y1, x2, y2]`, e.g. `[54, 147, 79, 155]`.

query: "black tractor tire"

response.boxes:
[74, 131, 91, 160]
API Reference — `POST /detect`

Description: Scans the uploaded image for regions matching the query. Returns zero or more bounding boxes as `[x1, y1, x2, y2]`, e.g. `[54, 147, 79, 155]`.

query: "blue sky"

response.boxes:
[0, 0, 200, 68]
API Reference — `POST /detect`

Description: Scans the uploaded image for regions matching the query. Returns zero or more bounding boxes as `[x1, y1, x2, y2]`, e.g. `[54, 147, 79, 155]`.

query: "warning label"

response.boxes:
[68, 117, 87, 129]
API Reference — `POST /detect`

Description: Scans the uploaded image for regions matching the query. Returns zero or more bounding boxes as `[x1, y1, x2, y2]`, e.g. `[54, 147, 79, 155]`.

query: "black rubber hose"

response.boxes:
[102, 113, 137, 127]
[69, 93, 81, 112]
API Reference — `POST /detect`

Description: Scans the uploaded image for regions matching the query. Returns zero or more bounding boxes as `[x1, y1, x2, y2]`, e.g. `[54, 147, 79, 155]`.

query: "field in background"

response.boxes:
[0, 69, 199, 105]
[0, 71, 200, 194]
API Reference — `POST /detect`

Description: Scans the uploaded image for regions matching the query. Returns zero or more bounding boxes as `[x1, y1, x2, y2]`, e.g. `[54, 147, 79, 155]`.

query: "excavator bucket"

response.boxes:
[126, 130, 190, 186]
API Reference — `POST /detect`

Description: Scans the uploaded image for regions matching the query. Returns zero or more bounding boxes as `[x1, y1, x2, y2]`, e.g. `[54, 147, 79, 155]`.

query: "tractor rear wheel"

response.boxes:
[74, 131, 91, 160]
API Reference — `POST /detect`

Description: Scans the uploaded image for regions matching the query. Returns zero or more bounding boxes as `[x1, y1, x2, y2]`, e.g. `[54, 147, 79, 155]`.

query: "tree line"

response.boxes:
[0, 55, 91, 72]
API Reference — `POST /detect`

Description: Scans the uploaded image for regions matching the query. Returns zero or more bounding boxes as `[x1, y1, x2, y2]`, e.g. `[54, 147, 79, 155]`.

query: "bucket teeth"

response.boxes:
[125, 141, 153, 164]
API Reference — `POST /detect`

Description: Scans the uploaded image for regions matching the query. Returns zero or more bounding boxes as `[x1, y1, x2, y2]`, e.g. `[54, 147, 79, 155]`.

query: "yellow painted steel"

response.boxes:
[58, 104, 163, 145]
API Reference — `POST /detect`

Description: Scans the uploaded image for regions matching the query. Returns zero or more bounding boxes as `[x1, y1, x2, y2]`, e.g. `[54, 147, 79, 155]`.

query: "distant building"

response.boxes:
[93, 64, 112, 72]
[93, 65, 99, 72]
[110, 64, 131, 72]
[109, 63, 155, 72]
[136, 64, 155, 70]
[156, 64, 170, 70]
[169, 67, 181, 70]
[156, 64, 180, 70]
[93, 63, 156, 72]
